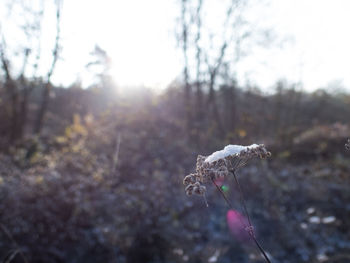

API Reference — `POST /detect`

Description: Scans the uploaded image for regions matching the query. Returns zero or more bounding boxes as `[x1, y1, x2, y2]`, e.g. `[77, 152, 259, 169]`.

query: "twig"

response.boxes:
[3, 249, 19, 263]
[112, 133, 122, 173]
[0, 224, 28, 263]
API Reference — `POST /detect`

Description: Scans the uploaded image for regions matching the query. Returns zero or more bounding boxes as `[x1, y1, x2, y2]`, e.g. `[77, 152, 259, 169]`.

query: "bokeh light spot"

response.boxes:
[221, 185, 229, 192]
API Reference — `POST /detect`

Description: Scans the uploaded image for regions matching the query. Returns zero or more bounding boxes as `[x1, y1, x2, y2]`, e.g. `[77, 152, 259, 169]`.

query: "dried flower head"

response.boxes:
[183, 144, 271, 196]
[346, 139, 350, 150]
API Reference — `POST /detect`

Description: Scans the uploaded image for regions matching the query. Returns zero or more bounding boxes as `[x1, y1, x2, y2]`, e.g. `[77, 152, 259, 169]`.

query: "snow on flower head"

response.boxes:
[183, 144, 271, 196]
[205, 144, 260, 163]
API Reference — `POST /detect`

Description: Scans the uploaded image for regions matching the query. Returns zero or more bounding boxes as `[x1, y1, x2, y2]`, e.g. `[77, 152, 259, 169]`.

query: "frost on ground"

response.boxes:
[205, 144, 259, 163]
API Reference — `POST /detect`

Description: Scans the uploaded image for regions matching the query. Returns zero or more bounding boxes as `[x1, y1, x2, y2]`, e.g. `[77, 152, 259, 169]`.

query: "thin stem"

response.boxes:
[211, 175, 271, 263]
[211, 177, 235, 209]
[232, 170, 253, 231]
[252, 236, 271, 263]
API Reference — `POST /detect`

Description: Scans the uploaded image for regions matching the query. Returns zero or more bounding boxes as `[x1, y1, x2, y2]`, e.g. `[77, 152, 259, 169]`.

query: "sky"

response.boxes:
[1, 0, 350, 92]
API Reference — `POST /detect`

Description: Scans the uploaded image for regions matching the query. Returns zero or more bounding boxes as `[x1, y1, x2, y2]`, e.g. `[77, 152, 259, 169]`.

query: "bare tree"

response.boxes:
[34, 0, 62, 134]
[0, 0, 62, 140]
[86, 44, 112, 89]
[177, 0, 252, 136]
[179, 0, 192, 132]
[0, 39, 19, 141]
[194, 0, 204, 129]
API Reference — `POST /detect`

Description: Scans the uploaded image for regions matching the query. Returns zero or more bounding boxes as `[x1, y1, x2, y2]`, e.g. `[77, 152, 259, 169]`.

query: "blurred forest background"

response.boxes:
[0, 0, 350, 262]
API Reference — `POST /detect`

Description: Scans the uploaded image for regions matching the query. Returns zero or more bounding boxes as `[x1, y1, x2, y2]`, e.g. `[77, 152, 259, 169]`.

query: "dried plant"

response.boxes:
[346, 139, 350, 150]
[183, 144, 270, 196]
[184, 144, 272, 263]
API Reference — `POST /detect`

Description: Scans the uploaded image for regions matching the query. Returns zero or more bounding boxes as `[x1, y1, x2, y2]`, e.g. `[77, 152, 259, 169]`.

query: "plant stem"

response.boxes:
[211, 176, 271, 263]
[232, 171, 253, 232]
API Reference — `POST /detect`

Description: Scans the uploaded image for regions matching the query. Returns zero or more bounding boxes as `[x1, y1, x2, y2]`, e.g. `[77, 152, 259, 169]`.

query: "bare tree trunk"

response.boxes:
[194, 0, 203, 127]
[34, 81, 52, 134]
[205, 41, 228, 135]
[207, 71, 225, 135]
[180, 0, 192, 133]
[0, 43, 20, 142]
[18, 86, 29, 139]
[17, 48, 31, 139]
[34, 1, 61, 134]
[9, 81, 20, 142]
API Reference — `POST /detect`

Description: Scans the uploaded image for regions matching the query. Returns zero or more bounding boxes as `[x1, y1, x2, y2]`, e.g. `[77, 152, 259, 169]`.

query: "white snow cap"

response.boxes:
[205, 144, 259, 163]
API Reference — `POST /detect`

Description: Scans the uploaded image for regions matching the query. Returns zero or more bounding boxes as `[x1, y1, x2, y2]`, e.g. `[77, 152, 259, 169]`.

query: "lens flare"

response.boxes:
[226, 209, 251, 243]
[221, 185, 229, 193]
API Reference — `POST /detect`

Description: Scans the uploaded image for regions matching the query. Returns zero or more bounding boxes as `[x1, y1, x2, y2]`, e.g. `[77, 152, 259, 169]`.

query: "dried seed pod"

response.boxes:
[185, 184, 194, 196]
[194, 185, 206, 195]
[184, 180, 206, 196]
[183, 173, 196, 186]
